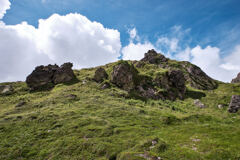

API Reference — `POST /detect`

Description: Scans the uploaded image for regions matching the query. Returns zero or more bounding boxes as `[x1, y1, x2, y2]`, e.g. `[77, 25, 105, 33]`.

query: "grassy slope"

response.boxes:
[0, 62, 240, 160]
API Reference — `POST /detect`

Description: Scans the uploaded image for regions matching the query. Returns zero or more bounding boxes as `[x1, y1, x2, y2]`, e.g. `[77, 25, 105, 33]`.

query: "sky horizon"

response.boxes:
[0, 0, 240, 82]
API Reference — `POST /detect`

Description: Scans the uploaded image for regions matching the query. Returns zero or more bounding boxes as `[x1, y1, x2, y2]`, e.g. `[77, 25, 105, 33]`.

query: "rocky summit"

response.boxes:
[1, 49, 240, 160]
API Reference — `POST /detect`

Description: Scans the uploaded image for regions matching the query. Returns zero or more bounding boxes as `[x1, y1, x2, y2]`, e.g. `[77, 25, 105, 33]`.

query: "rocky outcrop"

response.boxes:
[231, 73, 240, 83]
[53, 63, 75, 84]
[0, 85, 14, 95]
[141, 49, 168, 64]
[111, 61, 186, 100]
[154, 70, 186, 100]
[26, 62, 76, 90]
[93, 67, 108, 83]
[182, 62, 217, 90]
[110, 61, 138, 91]
[228, 95, 240, 113]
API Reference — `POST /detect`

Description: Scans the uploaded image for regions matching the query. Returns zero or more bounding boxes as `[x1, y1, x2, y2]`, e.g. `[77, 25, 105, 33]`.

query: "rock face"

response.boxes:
[141, 49, 168, 64]
[26, 62, 75, 90]
[93, 67, 108, 83]
[184, 63, 217, 90]
[231, 73, 240, 83]
[228, 95, 240, 113]
[0, 85, 14, 95]
[111, 61, 186, 100]
[110, 61, 138, 91]
[154, 70, 186, 100]
[53, 63, 75, 84]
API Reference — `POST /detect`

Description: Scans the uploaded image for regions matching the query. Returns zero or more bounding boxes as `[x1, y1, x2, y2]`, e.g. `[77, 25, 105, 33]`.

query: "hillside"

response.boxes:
[0, 50, 240, 160]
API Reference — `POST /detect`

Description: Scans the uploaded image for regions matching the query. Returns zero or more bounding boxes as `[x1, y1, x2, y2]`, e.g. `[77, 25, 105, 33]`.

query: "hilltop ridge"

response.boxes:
[0, 50, 240, 160]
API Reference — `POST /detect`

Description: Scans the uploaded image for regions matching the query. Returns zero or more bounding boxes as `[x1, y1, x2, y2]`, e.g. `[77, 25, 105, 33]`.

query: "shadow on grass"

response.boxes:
[185, 89, 206, 99]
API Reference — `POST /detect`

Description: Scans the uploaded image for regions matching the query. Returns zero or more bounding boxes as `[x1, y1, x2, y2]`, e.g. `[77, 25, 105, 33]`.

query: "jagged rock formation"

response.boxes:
[182, 62, 218, 90]
[0, 85, 14, 95]
[228, 95, 240, 113]
[110, 61, 139, 91]
[136, 50, 217, 90]
[110, 61, 186, 100]
[231, 73, 240, 83]
[26, 62, 75, 90]
[141, 49, 168, 64]
[93, 67, 108, 83]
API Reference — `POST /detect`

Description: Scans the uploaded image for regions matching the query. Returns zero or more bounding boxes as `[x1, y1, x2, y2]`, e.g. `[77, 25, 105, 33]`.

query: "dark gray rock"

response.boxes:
[93, 67, 108, 83]
[231, 73, 240, 83]
[110, 61, 138, 91]
[53, 63, 75, 84]
[141, 49, 168, 64]
[228, 95, 240, 113]
[26, 62, 76, 90]
[0, 85, 14, 95]
[16, 101, 26, 108]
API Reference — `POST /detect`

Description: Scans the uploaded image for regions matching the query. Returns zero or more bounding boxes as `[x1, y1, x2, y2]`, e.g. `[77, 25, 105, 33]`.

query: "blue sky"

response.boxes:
[3, 0, 240, 51]
[0, 0, 240, 82]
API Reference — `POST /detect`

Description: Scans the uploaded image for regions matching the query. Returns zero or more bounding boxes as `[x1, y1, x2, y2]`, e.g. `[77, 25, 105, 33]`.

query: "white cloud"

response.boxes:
[156, 37, 179, 52]
[175, 47, 191, 61]
[220, 45, 240, 71]
[122, 28, 156, 60]
[36, 13, 121, 68]
[0, 0, 10, 19]
[122, 42, 156, 60]
[0, 13, 121, 82]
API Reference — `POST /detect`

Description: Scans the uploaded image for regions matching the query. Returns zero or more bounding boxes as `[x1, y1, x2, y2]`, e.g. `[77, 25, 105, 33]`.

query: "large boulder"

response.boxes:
[141, 49, 168, 64]
[0, 85, 14, 95]
[231, 73, 240, 83]
[26, 62, 75, 90]
[53, 63, 75, 84]
[110, 61, 138, 91]
[228, 95, 240, 113]
[93, 67, 108, 83]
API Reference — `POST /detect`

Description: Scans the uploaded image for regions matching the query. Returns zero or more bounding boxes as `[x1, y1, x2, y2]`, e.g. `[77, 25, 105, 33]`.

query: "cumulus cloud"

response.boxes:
[122, 42, 156, 60]
[0, 0, 10, 19]
[220, 45, 240, 71]
[122, 28, 156, 60]
[0, 13, 121, 82]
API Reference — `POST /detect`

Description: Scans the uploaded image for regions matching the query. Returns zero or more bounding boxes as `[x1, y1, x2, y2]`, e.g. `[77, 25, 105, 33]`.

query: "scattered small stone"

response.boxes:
[228, 95, 240, 113]
[66, 94, 77, 100]
[194, 99, 207, 108]
[15, 101, 26, 108]
[82, 80, 87, 84]
[218, 104, 224, 109]
[0, 85, 14, 95]
[101, 82, 111, 89]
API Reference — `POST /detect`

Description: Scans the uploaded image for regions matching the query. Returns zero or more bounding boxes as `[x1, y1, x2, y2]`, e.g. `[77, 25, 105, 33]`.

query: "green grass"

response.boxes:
[0, 64, 240, 160]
